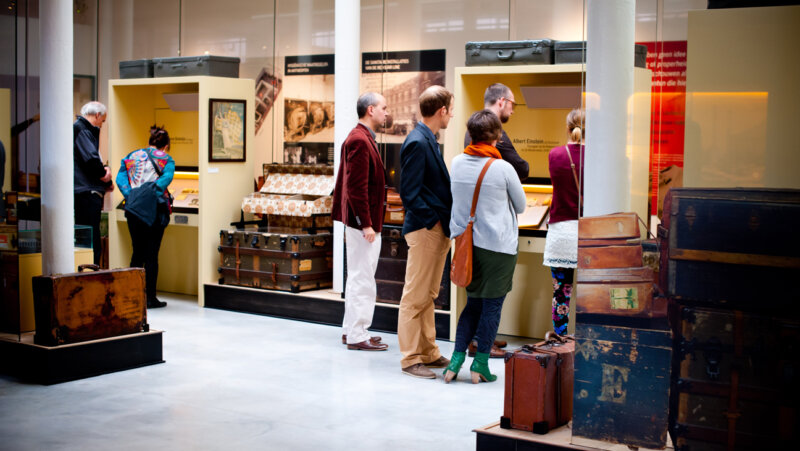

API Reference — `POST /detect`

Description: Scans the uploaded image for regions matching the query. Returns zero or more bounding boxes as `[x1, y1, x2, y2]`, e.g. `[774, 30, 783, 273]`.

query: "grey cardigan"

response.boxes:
[449, 154, 527, 255]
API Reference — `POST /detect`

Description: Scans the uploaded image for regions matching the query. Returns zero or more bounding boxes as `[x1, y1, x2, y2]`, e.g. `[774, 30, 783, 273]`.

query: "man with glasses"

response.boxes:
[464, 83, 529, 182]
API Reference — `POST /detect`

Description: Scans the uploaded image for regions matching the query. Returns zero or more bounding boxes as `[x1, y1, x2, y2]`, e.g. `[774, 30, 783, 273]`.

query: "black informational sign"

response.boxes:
[285, 54, 335, 76]
[362, 49, 446, 73]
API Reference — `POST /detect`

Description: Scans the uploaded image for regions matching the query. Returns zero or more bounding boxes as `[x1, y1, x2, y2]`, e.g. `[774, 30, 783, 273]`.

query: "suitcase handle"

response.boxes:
[171, 63, 187, 69]
[496, 50, 516, 60]
[78, 264, 100, 272]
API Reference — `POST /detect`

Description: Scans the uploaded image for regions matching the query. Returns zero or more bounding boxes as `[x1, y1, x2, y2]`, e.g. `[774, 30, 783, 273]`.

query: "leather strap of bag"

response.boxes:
[564, 145, 580, 193]
[470, 159, 497, 221]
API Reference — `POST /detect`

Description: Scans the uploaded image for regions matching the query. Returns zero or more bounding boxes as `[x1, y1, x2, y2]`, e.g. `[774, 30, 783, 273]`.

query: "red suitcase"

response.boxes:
[501, 334, 575, 434]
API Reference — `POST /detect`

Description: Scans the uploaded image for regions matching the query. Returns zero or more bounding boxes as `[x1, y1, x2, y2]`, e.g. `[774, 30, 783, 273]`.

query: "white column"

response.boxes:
[39, 0, 74, 275]
[584, 0, 635, 216]
[333, 0, 360, 293]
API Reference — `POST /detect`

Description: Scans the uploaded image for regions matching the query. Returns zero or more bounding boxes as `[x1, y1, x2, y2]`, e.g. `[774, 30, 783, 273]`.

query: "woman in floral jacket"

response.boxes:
[116, 125, 175, 309]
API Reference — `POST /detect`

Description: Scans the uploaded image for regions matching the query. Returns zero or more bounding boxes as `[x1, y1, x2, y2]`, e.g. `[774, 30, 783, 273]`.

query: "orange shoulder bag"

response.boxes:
[451, 158, 496, 287]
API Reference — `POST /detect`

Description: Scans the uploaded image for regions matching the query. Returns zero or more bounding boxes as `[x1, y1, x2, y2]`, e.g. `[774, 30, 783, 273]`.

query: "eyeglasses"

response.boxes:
[502, 97, 518, 109]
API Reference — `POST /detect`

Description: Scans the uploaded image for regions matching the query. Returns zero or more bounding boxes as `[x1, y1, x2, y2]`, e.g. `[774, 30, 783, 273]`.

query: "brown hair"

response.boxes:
[419, 85, 453, 118]
[149, 125, 170, 149]
[467, 109, 502, 144]
[566, 109, 585, 143]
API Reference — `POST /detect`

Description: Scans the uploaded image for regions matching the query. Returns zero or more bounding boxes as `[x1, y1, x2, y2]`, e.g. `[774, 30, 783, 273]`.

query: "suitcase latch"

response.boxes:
[280, 237, 288, 251]
[704, 337, 723, 381]
[250, 235, 260, 248]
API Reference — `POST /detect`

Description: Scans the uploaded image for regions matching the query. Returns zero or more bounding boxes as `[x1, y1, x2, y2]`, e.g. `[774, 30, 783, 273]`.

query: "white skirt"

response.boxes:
[543, 219, 578, 268]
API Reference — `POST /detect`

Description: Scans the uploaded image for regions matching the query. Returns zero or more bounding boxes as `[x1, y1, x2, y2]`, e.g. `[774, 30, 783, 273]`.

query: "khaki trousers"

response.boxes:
[398, 223, 450, 368]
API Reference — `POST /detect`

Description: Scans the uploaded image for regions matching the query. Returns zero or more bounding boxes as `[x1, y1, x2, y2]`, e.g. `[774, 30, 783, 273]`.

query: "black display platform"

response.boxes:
[0, 330, 164, 385]
[204, 283, 451, 340]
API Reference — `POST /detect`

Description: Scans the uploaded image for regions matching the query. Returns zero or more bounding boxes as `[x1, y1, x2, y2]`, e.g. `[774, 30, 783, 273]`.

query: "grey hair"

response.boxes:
[80, 101, 107, 117]
[483, 83, 511, 107]
[356, 92, 381, 118]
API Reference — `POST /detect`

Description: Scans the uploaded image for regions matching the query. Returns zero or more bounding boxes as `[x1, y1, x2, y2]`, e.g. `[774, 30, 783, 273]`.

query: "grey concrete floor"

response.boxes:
[0, 293, 532, 451]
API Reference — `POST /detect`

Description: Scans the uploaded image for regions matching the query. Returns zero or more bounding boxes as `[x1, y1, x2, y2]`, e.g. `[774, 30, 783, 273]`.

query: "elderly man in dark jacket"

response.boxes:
[74, 101, 111, 265]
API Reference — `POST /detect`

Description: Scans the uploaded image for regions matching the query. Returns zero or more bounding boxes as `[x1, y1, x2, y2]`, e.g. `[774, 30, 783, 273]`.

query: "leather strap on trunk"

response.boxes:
[235, 240, 241, 282]
[724, 310, 744, 451]
[219, 267, 332, 282]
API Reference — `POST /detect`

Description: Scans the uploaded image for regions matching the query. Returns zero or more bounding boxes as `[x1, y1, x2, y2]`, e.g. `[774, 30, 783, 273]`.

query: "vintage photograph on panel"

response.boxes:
[362, 71, 445, 143]
[284, 98, 309, 142]
[255, 68, 282, 134]
[209, 98, 246, 162]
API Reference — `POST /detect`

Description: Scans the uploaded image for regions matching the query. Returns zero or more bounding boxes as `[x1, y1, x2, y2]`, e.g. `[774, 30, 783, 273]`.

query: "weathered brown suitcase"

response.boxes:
[579, 212, 641, 241]
[669, 306, 800, 450]
[577, 244, 643, 269]
[218, 229, 333, 293]
[575, 267, 658, 318]
[534, 333, 575, 426]
[383, 187, 405, 225]
[32, 266, 148, 346]
[659, 188, 800, 309]
[573, 323, 672, 449]
[501, 343, 560, 433]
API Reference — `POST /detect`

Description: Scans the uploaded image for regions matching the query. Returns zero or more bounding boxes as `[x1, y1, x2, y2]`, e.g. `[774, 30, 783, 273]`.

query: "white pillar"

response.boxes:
[39, 0, 74, 275]
[584, 0, 635, 216]
[333, 0, 360, 293]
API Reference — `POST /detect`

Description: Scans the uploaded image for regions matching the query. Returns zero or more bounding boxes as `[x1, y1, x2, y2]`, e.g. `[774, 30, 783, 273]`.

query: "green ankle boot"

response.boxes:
[443, 351, 466, 383]
[470, 352, 497, 383]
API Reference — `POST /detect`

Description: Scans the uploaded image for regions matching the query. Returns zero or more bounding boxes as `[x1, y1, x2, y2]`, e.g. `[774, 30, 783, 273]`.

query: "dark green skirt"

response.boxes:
[466, 246, 518, 299]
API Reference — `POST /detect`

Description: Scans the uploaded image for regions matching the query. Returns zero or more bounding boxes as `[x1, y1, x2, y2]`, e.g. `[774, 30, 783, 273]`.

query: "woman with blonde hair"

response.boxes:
[542, 108, 584, 335]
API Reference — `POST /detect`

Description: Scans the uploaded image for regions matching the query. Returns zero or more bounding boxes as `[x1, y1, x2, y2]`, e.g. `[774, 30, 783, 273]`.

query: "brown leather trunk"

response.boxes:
[575, 267, 658, 317]
[578, 213, 640, 240]
[218, 229, 333, 293]
[501, 337, 575, 434]
[577, 244, 643, 269]
[32, 266, 148, 346]
[383, 187, 405, 225]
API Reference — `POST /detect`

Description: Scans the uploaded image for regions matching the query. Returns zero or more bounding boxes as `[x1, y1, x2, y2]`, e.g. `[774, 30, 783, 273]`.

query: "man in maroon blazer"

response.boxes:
[332, 92, 389, 351]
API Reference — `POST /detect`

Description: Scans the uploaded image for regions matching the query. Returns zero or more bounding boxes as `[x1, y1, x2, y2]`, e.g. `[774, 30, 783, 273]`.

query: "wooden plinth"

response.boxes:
[0, 330, 164, 385]
[204, 283, 451, 339]
[474, 422, 673, 451]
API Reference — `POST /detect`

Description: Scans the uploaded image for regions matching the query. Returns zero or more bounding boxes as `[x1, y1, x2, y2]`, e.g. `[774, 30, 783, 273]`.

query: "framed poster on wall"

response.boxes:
[209, 98, 246, 162]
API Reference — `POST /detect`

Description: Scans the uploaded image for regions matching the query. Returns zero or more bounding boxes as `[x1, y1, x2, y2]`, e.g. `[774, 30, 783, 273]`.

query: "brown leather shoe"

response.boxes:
[342, 334, 382, 345]
[494, 339, 508, 348]
[347, 340, 388, 351]
[402, 363, 436, 379]
[424, 356, 450, 368]
[467, 341, 506, 358]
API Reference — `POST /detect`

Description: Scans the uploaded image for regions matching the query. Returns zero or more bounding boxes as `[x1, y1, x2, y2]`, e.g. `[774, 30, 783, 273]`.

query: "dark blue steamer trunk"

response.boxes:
[573, 323, 672, 449]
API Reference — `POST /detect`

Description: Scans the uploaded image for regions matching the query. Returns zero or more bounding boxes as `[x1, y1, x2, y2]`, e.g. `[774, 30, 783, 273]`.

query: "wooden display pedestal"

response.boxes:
[474, 422, 673, 451]
[204, 283, 451, 339]
[0, 330, 164, 385]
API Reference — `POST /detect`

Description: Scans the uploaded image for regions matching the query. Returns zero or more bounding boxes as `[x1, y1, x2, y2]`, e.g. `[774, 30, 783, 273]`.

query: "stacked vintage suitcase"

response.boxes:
[660, 188, 800, 450]
[219, 164, 334, 293]
[572, 213, 673, 449]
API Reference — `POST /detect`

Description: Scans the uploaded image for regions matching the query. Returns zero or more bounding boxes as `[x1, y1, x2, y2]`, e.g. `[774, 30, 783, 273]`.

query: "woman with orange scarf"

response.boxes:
[443, 110, 526, 383]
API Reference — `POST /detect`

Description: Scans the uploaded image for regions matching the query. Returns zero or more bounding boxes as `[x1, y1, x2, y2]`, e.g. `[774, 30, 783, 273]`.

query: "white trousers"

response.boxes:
[343, 225, 382, 344]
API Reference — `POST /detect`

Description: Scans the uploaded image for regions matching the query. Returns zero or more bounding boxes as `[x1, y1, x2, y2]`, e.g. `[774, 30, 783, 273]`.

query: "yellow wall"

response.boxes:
[685, 6, 800, 189]
[108, 77, 255, 305]
[0, 89, 10, 194]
